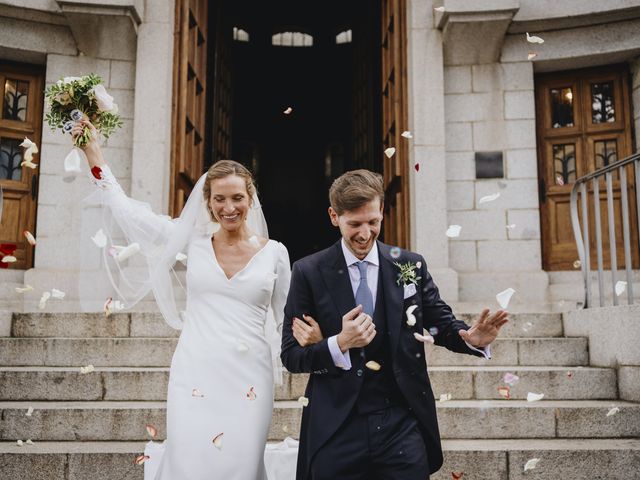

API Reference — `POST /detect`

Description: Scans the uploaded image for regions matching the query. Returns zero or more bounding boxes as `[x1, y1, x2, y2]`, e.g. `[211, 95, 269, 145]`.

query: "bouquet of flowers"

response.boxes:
[44, 74, 122, 148]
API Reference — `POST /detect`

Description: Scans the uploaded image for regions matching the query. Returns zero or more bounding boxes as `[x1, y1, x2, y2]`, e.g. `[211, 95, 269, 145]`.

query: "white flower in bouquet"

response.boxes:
[90, 84, 116, 113]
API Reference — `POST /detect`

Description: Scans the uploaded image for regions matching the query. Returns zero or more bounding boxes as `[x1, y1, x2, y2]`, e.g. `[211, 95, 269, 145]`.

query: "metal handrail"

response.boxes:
[570, 151, 640, 308]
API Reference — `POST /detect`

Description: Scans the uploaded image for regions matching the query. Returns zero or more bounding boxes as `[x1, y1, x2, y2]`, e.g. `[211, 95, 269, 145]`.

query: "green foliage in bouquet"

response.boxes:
[44, 74, 123, 147]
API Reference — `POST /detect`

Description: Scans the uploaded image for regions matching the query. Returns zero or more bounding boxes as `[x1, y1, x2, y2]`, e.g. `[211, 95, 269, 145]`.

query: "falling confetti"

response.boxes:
[503, 373, 519, 386]
[526, 32, 544, 44]
[414, 331, 434, 344]
[212, 432, 224, 449]
[145, 424, 158, 438]
[23, 231, 36, 246]
[527, 52, 538, 61]
[566, 371, 574, 379]
[282, 425, 289, 433]
[606, 407, 620, 417]
[246, 386, 257, 400]
[496, 288, 515, 309]
[573, 259, 581, 269]
[1, 255, 17, 263]
[16, 440, 24, 447]
[15, 285, 34, 294]
[401, 131, 413, 138]
[446, 225, 462, 238]
[451, 472, 463, 479]
[556, 175, 565, 186]
[405, 305, 418, 326]
[615, 281, 627, 296]
[64, 148, 83, 173]
[25, 439, 34, 445]
[439, 393, 452, 402]
[506, 224, 516, 230]
[20, 137, 38, 163]
[115, 243, 141, 262]
[51, 288, 65, 299]
[384, 147, 396, 158]
[38, 291, 51, 309]
[527, 392, 544, 402]
[79, 364, 95, 374]
[175, 252, 188, 264]
[134, 454, 150, 465]
[91, 229, 107, 248]
[366, 360, 381, 371]
[416, 261, 422, 269]
[192, 388, 205, 398]
[434, 6, 445, 12]
[390, 246, 401, 259]
[524, 458, 541, 472]
[298, 396, 309, 407]
[498, 386, 511, 399]
[283, 107, 293, 115]
[479, 192, 500, 204]
[414, 163, 420, 172]
[236, 341, 249, 352]
[26, 407, 34, 417]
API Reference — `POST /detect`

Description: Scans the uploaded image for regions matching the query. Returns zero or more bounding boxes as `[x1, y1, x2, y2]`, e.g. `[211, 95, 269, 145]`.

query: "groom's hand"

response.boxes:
[336, 305, 376, 353]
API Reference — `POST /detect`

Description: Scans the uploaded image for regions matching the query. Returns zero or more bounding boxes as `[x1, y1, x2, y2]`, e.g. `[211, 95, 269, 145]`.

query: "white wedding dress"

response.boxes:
[87, 165, 296, 479]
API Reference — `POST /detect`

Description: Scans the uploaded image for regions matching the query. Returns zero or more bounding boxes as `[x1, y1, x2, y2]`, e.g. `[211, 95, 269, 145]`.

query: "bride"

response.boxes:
[72, 120, 321, 479]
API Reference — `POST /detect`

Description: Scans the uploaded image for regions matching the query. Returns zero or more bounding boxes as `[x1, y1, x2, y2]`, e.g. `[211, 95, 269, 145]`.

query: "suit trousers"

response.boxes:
[310, 405, 429, 480]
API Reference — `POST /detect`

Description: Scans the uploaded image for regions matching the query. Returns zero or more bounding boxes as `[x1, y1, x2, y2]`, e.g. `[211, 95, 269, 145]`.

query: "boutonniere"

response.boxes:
[394, 261, 422, 286]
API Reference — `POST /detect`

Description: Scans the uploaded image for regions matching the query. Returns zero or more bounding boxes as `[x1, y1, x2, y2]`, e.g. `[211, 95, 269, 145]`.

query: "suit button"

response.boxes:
[356, 369, 363, 377]
[360, 351, 365, 358]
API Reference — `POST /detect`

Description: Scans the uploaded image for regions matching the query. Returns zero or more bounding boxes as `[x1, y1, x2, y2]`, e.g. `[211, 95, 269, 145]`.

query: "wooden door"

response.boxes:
[0, 62, 44, 270]
[380, 0, 410, 249]
[209, 0, 232, 164]
[170, 0, 209, 216]
[536, 65, 639, 270]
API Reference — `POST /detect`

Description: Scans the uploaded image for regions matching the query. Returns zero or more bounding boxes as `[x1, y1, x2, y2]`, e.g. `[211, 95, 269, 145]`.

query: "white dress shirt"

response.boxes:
[327, 240, 490, 370]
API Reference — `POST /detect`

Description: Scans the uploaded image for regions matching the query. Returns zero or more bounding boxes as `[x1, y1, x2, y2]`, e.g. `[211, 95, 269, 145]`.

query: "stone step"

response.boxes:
[0, 337, 589, 367]
[1, 400, 637, 442]
[0, 366, 617, 402]
[8, 311, 563, 338]
[0, 439, 639, 480]
[425, 337, 588, 366]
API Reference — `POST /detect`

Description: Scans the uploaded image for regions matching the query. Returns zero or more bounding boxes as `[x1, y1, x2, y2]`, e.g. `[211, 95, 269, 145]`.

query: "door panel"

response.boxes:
[380, 0, 409, 248]
[536, 65, 638, 271]
[0, 63, 44, 269]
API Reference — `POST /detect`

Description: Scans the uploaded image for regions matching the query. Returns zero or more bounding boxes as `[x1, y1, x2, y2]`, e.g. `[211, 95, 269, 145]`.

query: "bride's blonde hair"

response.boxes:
[203, 160, 256, 220]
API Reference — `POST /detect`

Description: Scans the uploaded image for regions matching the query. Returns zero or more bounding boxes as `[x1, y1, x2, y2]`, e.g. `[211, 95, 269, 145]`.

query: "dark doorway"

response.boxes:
[206, 0, 382, 261]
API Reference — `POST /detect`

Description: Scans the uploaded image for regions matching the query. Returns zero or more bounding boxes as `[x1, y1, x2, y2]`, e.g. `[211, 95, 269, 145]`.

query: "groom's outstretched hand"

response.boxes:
[336, 305, 376, 353]
[458, 309, 509, 348]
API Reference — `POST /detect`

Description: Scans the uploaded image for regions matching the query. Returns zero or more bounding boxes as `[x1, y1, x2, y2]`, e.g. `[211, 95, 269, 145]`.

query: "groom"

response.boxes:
[280, 169, 508, 479]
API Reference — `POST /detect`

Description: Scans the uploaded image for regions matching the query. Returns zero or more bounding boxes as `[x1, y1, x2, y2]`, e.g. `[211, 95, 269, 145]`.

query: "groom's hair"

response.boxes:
[329, 169, 384, 215]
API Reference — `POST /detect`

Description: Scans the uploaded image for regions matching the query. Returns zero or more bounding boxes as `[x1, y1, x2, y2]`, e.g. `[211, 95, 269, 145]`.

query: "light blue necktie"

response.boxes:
[354, 261, 374, 316]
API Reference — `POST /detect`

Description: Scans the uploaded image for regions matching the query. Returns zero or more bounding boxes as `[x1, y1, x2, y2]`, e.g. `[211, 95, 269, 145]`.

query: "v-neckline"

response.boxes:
[210, 237, 271, 281]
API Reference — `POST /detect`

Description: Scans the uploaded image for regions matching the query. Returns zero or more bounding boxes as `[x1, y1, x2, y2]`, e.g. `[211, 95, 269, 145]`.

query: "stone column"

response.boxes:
[407, 0, 459, 300]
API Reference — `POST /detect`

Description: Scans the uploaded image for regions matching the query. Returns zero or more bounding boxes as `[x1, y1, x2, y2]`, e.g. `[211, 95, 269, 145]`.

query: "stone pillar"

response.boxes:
[407, 0, 459, 300]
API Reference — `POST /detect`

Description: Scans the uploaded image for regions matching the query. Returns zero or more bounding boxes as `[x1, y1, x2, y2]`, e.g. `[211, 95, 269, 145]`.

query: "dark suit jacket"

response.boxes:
[280, 240, 485, 479]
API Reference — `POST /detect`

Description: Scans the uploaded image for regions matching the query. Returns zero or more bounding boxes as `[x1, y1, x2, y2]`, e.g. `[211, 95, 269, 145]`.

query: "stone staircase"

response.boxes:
[0, 311, 639, 479]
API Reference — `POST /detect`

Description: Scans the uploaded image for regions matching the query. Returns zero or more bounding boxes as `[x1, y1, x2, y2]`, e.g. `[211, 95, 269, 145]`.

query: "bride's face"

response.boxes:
[208, 175, 252, 232]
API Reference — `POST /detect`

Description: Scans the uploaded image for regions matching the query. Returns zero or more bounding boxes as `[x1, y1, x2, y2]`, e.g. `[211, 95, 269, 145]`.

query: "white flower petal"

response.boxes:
[606, 407, 620, 417]
[384, 147, 396, 158]
[434, 6, 445, 12]
[405, 305, 418, 326]
[439, 393, 452, 402]
[175, 252, 188, 264]
[51, 288, 66, 299]
[79, 364, 95, 374]
[16, 440, 24, 447]
[298, 396, 309, 407]
[524, 458, 541, 471]
[401, 131, 413, 138]
[246, 386, 257, 400]
[506, 224, 516, 230]
[116, 243, 141, 262]
[15, 285, 34, 294]
[192, 388, 205, 398]
[26, 407, 34, 416]
[25, 439, 34, 445]
[145, 424, 158, 438]
[615, 281, 627, 297]
[527, 392, 544, 402]
[527, 52, 538, 61]
[446, 225, 462, 238]
[413, 331, 434, 344]
[526, 32, 544, 44]
[236, 341, 249, 352]
[91, 229, 107, 248]
[38, 291, 51, 309]
[23, 231, 36, 246]
[64, 148, 83, 173]
[478, 192, 500, 204]
[496, 288, 515, 309]
[20, 137, 36, 150]
[365, 360, 381, 371]
[1, 255, 17, 263]
[283, 107, 293, 115]
[212, 432, 224, 449]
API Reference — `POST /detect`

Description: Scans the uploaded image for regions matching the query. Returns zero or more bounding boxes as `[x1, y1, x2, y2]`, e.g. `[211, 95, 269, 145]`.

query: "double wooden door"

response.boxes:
[0, 62, 44, 270]
[536, 65, 638, 270]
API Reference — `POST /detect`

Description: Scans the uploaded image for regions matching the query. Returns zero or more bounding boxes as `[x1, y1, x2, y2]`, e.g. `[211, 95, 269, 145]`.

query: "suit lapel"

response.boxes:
[377, 241, 404, 357]
[319, 241, 356, 332]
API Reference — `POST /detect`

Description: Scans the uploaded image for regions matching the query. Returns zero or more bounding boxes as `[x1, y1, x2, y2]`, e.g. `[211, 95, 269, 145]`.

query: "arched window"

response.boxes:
[272, 31, 313, 47]
[335, 29, 352, 44]
[233, 27, 250, 42]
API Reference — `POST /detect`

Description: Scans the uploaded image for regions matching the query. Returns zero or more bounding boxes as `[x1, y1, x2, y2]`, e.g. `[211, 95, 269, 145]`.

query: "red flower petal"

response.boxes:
[414, 163, 420, 172]
[91, 166, 103, 180]
[134, 454, 150, 465]
[145, 424, 158, 438]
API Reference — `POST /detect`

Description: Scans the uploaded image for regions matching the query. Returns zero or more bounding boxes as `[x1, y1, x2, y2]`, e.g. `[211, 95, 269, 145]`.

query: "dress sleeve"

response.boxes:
[267, 242, 292, 384]
[88, 164, 175, 239]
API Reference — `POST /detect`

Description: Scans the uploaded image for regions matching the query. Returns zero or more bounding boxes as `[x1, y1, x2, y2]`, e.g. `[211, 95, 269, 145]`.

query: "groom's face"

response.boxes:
[329, 199, 383, 260]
